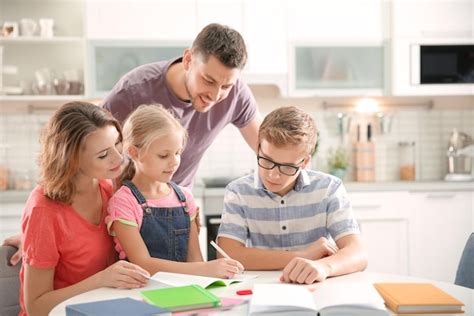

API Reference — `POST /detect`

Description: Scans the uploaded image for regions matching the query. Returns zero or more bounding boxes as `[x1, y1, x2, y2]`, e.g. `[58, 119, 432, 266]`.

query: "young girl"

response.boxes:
[106, 104, 243, 278]
[20, 102, 149, 316]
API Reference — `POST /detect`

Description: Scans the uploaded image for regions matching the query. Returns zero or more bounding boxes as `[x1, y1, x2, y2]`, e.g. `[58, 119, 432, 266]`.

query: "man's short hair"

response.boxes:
[192, 23, 247, 69]
[259, 106, 318, 156]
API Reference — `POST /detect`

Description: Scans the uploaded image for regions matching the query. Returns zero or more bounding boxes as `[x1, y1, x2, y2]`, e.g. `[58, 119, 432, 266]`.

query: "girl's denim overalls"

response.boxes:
[123, 180, 190, 262]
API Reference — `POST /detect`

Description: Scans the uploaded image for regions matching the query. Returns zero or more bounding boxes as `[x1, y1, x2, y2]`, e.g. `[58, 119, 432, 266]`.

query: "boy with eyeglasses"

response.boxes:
[217, 106, 367, 284]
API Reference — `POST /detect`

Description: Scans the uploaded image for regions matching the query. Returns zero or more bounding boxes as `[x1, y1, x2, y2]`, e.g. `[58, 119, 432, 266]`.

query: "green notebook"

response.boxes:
[140, 285, 221, 312]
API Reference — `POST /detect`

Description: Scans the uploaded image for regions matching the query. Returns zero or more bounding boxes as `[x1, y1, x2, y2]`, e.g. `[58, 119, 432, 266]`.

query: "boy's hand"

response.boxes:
[2, 234, 22, 266]
[302, 237, 337, 260]
[280, 257, 331, 284]
[205, 258, 244, 279]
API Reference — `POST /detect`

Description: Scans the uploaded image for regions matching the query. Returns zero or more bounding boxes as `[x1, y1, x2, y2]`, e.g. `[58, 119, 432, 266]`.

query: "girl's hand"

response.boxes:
[98, 260, 150, 289]
[206, 258, 244, 279]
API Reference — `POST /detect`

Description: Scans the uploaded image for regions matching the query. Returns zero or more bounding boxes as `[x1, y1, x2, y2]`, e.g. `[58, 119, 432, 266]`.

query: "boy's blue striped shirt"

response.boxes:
[217, 169, 360, 250]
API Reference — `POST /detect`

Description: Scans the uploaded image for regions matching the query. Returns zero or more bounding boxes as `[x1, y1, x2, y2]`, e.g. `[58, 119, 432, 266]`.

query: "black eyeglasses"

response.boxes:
[257, 155, 305, 176]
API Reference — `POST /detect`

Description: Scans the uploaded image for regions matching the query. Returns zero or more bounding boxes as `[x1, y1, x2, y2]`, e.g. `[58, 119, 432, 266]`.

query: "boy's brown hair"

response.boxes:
[258, 106, 318, 156]
[39, 101, 122, 204]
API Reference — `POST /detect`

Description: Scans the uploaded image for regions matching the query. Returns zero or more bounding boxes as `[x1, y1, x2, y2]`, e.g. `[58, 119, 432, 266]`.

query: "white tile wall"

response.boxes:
[0, 113, 49, 188]
[196, 104, 474, 182]
[0, 101, 473, 185]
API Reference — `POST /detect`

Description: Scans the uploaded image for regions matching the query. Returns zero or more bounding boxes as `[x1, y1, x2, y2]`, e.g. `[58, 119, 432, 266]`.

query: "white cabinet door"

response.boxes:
[410, 191, 474, 283]
[287, 0, 387, 41]
[86, 0, 196, 40]
[242, 0, 287, 75]
[392, 0, 473, 38]
[289, 43, 386, 97]
[348, 192, 411, 275]
[241, 0, 288, 93]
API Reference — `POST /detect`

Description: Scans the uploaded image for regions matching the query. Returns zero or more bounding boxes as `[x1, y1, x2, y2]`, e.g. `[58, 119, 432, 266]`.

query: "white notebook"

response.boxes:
[150, 271, 257, 289]
[249, 283, 389, 316]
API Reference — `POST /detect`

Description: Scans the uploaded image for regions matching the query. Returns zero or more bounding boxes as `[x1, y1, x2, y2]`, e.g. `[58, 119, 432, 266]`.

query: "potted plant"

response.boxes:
[327, 147, 349, 180]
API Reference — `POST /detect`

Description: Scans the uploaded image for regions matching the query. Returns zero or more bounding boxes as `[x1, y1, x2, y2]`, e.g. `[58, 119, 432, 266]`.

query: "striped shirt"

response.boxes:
[217, 169, 360, 250]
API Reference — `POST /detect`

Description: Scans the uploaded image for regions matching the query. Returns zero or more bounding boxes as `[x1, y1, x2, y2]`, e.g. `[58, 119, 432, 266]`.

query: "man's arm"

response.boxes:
[280, 234, 367, 284]
[238, 112, 262, 153]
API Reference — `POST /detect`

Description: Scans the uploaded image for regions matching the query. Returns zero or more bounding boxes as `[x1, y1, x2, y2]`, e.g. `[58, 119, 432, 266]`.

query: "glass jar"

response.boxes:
[398, 142, 416, 181]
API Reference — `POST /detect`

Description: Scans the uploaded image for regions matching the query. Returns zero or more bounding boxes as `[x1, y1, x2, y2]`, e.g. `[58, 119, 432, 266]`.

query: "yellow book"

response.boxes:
[374, 283, 465, 314]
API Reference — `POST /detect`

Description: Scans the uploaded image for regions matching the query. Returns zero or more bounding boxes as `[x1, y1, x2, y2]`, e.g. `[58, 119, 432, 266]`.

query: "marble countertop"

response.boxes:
[1, 181, 473, 203]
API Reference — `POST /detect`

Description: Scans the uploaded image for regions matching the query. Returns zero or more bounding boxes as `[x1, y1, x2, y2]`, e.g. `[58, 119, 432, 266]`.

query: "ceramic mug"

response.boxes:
[19, 18, 38, 37]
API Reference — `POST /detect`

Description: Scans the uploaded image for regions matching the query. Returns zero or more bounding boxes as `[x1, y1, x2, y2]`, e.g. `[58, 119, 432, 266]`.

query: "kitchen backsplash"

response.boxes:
[0, 94, 473, 187]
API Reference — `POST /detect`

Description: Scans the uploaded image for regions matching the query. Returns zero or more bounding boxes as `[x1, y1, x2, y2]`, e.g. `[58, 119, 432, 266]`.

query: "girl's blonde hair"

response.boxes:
[119, 104, 187, 184]
[258, 106, 318, 156]
[39, 101, 122, 204]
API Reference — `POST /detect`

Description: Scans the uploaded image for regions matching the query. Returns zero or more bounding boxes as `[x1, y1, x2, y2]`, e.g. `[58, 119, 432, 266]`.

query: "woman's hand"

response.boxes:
[2, 234, 22, 266]
[205, 258, 244, 279]
[97, 260, 150, 289]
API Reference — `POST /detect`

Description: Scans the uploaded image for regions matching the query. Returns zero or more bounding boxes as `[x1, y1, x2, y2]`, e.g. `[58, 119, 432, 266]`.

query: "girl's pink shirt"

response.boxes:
[105, 184, 198, 259]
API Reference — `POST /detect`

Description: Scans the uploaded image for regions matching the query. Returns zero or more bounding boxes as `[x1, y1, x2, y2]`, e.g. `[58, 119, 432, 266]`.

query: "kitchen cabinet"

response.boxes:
[87, 40, 189, 97]
[289, 43, 387, 96]
[390, 0, 473, 96]
[348, 191, 411, 275]
[241, 0, 288, 93]
[85, 0, 196, 40]
[286, 0, 388, 42]
[409, 191, 473, 283]
[392, 0, 473, 38]
[0, 0, 86, 101]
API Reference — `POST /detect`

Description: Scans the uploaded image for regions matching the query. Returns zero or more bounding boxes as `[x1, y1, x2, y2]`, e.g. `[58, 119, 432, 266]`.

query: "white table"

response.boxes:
[51, 271, 473, 315]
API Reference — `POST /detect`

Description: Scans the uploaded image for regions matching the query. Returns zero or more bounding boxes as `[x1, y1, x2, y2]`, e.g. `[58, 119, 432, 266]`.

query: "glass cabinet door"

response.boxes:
[88, 41, 190, 97]
[290, 44, 385, 96]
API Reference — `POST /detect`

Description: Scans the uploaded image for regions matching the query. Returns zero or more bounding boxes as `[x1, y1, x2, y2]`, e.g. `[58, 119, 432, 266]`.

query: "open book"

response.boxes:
[150, 271, 257, 289]
[249, 283, 389, 316]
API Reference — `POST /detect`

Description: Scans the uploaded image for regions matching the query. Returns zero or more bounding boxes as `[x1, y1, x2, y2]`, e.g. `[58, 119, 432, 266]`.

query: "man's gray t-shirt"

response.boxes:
[102, 57, 257, 188]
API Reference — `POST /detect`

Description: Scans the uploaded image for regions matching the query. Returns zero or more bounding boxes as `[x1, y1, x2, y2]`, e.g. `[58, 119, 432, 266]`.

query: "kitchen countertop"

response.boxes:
[1, 181, 473, 203]
[201, 180, 474, 197]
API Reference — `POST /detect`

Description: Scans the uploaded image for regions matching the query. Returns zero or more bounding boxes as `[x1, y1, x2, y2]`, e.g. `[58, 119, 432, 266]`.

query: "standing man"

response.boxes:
[103, 23, 262, 188]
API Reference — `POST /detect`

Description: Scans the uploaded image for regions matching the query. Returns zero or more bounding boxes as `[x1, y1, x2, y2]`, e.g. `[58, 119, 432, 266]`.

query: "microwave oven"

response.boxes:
[410, 43, 474, 85]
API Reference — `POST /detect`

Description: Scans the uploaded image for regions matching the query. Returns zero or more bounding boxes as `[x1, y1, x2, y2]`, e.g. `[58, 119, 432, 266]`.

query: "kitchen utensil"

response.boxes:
[377, 112, 393, 134]
[445, 129, 473, 181]
[336, 112, 351, 143]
